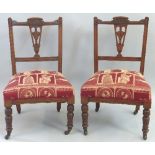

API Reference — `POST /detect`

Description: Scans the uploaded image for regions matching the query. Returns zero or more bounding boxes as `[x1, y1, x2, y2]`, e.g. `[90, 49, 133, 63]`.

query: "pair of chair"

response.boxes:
[3, 16, 151, 140]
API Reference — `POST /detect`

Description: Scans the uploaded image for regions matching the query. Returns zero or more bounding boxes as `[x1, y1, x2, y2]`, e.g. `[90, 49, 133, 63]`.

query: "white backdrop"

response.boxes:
[0, 13, 155, 141]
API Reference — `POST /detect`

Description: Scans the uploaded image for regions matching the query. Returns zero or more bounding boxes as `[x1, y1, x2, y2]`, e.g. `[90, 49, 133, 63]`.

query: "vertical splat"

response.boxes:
[113, 17, 128, 57]
[27, 18, 43, 57]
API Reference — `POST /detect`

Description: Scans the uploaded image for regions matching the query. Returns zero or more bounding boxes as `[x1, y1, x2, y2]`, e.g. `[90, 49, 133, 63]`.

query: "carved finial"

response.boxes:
[27, 18, 43, 57]
[113, 17, 128, 57]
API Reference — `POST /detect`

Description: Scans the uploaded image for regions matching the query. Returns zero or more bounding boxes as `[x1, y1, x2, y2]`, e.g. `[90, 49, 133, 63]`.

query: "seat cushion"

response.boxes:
[81, 69, 151, 103]
[3, 70, 74, 101]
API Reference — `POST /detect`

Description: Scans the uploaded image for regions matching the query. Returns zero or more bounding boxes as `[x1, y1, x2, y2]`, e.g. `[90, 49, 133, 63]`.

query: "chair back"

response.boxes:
[8, 17, 63, 75]
[94, 16, 149, 74]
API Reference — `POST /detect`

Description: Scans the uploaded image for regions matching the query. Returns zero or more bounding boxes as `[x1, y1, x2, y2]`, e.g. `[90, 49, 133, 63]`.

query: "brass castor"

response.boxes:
[64, 129, 71, 135]
[84, 129, 88, 135]
[5, 132, 11, 140]
[143, 134, 147, 140]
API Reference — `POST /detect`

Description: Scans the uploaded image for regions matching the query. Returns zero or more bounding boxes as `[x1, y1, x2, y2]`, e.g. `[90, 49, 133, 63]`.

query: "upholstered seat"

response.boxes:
[3, 70, 74, 101]
[81, 69, 151, 103]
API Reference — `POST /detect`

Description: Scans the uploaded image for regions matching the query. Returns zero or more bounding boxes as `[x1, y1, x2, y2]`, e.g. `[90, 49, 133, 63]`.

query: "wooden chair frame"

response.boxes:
[4, 17, 74, 139]
[81, 16, 151, 140]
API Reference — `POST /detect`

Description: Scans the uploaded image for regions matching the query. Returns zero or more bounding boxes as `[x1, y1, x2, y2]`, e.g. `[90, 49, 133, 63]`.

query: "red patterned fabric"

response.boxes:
[81, 69, 151, 103]
[3, 70, 74, 101]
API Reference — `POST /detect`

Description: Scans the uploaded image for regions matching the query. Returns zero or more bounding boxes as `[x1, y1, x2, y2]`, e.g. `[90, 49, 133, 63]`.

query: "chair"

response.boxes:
[81, 16, 151, 140]
[3, 17, 74, 139]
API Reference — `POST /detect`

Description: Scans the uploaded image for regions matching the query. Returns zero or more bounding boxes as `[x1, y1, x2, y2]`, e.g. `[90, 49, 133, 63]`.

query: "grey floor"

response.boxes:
[0, 82, 155, 142]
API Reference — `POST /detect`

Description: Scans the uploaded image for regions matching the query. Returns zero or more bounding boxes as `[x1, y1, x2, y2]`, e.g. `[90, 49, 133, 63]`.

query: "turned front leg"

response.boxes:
[81, 104, 88, 135]
[142, 107, 150, 140]
[64, 104, 74, 135]
[5, 106, 13, 139]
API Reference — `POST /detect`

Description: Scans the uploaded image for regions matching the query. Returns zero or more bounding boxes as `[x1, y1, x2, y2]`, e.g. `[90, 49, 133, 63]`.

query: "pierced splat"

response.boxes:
[113, 17, 129, 57]
[27, 18, 43, 57]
